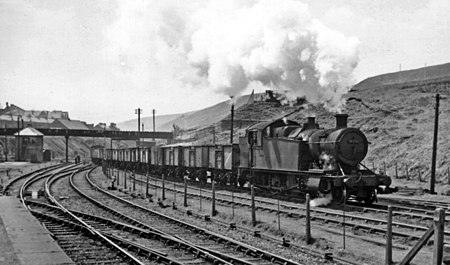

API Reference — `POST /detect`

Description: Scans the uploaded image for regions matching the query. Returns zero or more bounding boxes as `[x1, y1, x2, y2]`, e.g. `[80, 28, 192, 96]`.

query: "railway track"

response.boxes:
[22, 165, 147, 265]
[68, 167, 318, 265]
[2, 163, 68, 196]
[378, 196, 450, 212]
[121, 171, 450, 245]
[64, 169, 239, 265]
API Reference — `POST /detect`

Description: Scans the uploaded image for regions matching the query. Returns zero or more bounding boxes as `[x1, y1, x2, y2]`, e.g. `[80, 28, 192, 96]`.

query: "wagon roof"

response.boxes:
[247, 119, 300, 131]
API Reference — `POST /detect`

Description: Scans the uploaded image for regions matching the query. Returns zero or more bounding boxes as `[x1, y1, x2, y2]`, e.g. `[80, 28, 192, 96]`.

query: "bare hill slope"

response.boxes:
[283, 79, 450, 192]
[118, 94, 252, 131]
[354, 62, 450, 90]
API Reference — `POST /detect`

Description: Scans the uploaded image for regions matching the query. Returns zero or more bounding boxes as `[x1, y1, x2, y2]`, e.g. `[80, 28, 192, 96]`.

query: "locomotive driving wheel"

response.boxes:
[364, 189, 377, 206]
[238, 172, 248, 187]
[332, 187, 347, 204]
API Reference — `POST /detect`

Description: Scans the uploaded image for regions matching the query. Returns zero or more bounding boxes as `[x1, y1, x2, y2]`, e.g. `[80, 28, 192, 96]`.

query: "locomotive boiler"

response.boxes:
[238, 114, 391, 204]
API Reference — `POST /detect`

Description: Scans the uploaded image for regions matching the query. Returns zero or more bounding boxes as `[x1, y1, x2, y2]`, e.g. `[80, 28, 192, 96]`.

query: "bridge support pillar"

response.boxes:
[65, 135, 69, 163]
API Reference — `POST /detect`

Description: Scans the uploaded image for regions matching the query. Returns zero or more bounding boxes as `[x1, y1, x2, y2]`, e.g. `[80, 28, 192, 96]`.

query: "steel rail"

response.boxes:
[86, 168, 301, 265]
[28, 200, 242, 265]
[43, 166, 145, 265]
[19, 163, 82, 207]
[128, 172, 450, 242]
[29, 203, 184, 265]
[69, 168, 235, 265]
[2, 163, 66, 195]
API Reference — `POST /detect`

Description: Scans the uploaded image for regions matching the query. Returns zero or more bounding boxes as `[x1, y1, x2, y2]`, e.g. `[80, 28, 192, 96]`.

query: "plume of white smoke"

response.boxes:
[106, 0, 359, 111]
[310, 193, 333, 207]
[319, 152, 337, 170]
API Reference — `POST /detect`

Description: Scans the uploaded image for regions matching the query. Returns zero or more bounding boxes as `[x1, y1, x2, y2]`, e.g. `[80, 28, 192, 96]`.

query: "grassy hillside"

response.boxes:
[354, 62, 450, 90]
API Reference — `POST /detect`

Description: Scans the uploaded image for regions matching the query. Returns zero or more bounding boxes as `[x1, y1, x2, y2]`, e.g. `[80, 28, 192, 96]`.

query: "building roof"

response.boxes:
[51, 119, 90, 130]
[14, 127, 44, 136]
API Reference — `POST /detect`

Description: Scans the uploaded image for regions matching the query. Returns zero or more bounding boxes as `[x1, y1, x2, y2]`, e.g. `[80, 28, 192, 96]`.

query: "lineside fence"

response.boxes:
[369, 161, 450, 186]
[103, 166, 448, 264]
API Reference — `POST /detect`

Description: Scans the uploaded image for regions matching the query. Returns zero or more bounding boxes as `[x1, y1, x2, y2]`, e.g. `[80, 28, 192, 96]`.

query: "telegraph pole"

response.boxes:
[230, 97, 234, 176]
[135, 108, 142, 166]
[4, 124, 8, 161]
[16, 116, 21, 161]
[152, 109, 155, 141]
[230, 97, 234, 145]
[430, 94, 440, 194]
[135, 108, 142, 133]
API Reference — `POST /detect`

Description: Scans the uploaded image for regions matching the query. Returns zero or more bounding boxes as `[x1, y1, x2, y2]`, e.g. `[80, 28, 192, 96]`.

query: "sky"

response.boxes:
[1, 0, 450, 125]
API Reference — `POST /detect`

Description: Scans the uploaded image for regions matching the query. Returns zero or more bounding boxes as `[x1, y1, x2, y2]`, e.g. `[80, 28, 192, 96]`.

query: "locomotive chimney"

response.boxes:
[335, 114, 348, 128]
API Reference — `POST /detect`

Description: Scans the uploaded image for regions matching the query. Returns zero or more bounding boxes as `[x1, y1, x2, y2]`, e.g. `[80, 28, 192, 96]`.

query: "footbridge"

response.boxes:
[0, 127, 173, 162]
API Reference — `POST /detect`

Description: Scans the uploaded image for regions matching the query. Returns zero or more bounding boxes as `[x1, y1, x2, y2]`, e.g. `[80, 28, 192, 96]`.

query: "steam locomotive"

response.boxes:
[91, 114, 392, 205]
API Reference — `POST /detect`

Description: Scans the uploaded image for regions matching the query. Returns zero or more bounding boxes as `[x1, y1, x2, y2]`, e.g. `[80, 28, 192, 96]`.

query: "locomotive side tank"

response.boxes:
[239, 114, 391, 204]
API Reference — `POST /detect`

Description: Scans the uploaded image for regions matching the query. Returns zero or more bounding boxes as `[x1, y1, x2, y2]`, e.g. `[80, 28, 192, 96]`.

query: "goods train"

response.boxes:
[91, 114, 392, 205]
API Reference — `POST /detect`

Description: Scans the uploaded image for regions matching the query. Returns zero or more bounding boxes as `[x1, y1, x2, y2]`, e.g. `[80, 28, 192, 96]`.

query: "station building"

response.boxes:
[14, 127, 44, 163]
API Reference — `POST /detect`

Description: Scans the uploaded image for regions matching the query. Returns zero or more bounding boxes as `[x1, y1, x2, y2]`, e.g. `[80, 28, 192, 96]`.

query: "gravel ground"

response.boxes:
[96, 168, 445, 265]
[88, 168, 342, 265]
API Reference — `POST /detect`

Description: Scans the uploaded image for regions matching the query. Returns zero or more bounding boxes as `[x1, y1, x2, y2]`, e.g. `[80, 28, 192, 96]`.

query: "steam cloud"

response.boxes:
[310, 193, 333, 207]
[319, 152, 337, 170]
[108, 0, 360, 111]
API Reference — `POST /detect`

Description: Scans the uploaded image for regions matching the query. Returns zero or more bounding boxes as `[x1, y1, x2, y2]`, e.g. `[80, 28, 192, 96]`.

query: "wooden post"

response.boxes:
[343, 199, 346, 249]
[251, 185, 256, 226]
[372, 161, 375, 172]
[161, 174, 165, 200]
[419, 170, 422, 182]
[406, 164, 409, 180]
[395, 163, 398, 178]
[430, 94, 440, 194]
[433, 208, 445, 265]
[184, 177, 188, 207]
[212, 178, 216, 217]
[199, 187, 202, 211]
[386, 206, 393, 265]
[124, 171, 127, 189]
[133, 172, 136, 191]
[306, 193, 311, 244]
[155, 178, 157, 198]
[383, 161, 386, 176]
[173, 182, 176, 203]
[399, 226, 434, 265]
[448, 167, 450, 185]
[277, 198, 281, 231]
[116, 169, 120, 186]
[145, 174, 149, 197]
[232, 190, 234, 219]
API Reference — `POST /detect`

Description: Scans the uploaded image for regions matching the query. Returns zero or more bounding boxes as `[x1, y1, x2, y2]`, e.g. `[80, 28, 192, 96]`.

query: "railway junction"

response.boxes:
[0, 161, 449, 265]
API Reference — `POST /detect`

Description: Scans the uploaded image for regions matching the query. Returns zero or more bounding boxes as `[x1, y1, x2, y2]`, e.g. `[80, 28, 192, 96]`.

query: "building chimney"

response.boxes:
[335, 114, 349, 128]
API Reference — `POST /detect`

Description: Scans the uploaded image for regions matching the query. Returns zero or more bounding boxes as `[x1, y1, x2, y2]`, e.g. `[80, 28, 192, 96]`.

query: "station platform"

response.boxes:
[0, 196, 74, 265]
